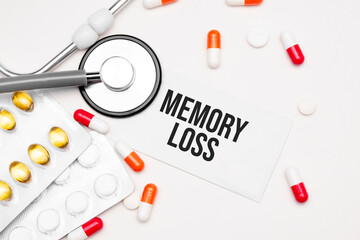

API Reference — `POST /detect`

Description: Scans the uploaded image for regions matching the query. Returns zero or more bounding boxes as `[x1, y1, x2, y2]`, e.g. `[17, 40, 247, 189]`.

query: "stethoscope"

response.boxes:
[0, 0, 162, 118]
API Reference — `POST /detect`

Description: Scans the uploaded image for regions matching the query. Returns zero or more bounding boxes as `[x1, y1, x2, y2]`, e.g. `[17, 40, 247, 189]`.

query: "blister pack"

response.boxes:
[0, 91, 91, 232]
[0, 131, 134, 240]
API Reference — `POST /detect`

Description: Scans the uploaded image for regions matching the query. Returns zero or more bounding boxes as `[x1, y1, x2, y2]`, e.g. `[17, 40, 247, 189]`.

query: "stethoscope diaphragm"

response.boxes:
[79, 35, 161, 118]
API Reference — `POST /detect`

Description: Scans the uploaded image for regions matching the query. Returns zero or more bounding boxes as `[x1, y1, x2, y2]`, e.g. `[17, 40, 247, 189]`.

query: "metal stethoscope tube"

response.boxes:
[0, 0, 131, 77]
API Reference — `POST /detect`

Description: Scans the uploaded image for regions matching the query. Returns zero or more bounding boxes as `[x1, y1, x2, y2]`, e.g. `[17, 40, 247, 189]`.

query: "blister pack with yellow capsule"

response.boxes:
[0, 132, 134, 240]
[0, 90, 91, 232]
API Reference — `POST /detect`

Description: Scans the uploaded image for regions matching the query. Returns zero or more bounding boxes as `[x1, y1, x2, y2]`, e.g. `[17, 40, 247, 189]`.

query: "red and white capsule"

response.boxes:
[280, 30, 305, 65]
[137, 184, 157, 222]
[67, 217, 103, 240]
[226, 0, 263, 6]
[115, 140, 144, 172]
[285, 166, 308, 203]
[143, 0, 177, 9]
[207, 30, 221, 69]
[74, 109, 110, 134]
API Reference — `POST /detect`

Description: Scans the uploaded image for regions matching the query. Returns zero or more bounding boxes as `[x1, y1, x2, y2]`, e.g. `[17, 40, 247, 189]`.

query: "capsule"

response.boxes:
[0, 109, 16, 131]
[207, 30, 221, 69]
[67, 217, 103, 240]
[28, 144, 50, 165]
[9, 161, 32, 183]
[115, 140, 144, 172]
[73, 109, 110, 134]
[226, 0, 263, 6]
[280, 30, 305, 65]
[143, 0, 177, 9]
[285, 166, 308, 203]
[0, 180, 12, 201]
[49, 127, 69, 148]
[137, 183, 157, 222]
[12, 91, 34, 111]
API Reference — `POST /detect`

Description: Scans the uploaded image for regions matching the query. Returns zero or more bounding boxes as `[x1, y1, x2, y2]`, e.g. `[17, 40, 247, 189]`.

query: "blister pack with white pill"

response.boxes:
[0, 131, 134, 240]
[0, 90, 91, 232]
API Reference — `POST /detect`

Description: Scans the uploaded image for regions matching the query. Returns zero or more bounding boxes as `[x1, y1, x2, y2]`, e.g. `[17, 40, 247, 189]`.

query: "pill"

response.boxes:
[298, 98, 316, 116]
[94, 174, 118, 198]
[123, 192, 141, 210]
[55, 167, 71, 185]
[0, 180, 12, 201]
[115, 140, 144, 172]
[280, 30, 305, 65]
[37, 209, 61, 233]
[9, 161, 31, 183]
[8, 227, 33, 240]
[247, 27, 269, 48]
[137, 183, 157, 222]
[143, 0, 177, 9]
[207, 30, 221, 69]
[49, 127, 69, 148]
[226, 0, 263, 6]
[66, 191, 89, 215]
[28, 144, 50, 165]
[12, 91, 34, 111]
[0, 109, 16, 131]
[285, 166, 308, 203]
[67, 217, 103, 240]
[73, 109, 110, 134]
[78, 144, 101, 168]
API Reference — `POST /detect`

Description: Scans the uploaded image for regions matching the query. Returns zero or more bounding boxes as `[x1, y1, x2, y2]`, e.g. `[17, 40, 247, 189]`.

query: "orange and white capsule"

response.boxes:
[207, 30, 221, 69]
[115, 140, 144, 172]
[226, 0, 263, 6]
[144, 0, 177, 9]
[137, 184, 157, 222]
[67, 217, 103, 240]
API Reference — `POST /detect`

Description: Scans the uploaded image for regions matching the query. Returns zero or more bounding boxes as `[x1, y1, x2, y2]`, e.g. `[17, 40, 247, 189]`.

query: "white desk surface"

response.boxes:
[1, 0, 360, 239]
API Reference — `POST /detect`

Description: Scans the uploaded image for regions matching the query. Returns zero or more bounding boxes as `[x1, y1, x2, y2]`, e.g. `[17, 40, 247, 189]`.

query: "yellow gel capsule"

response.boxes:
[49, 127, 69, 148]
[12, 91, 34, 111]
[28, 144, 50, 165]
[9, 161, 32, 183]
[0, 109, 16, 131]
[0, 180, 12, 201]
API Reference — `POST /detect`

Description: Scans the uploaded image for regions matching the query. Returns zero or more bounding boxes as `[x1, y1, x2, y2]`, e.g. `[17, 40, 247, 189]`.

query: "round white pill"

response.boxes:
[247, 27, 269, 48]
[123, 192, 141, 210]
[65, 191, 89, 215]
[54, 167, 71, 185]
[9, 227, 33, 240]
[78, 144, 101, 168]
[94, 174, 118, 198]
[37, 209, 60, 233]
[298, 98, 316, 115]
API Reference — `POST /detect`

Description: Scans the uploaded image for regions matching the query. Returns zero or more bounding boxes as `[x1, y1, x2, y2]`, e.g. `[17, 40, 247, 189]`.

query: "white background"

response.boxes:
[0, 0, 360, 239]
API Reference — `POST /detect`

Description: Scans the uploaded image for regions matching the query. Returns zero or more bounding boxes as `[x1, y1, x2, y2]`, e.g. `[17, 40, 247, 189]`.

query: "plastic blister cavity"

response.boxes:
[0, 90, 91, 232]
[0, 132, 134, 240]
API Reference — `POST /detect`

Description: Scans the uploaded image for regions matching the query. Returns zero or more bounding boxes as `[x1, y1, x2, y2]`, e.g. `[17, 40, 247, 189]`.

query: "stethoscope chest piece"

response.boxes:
[79, 35, 161, 117]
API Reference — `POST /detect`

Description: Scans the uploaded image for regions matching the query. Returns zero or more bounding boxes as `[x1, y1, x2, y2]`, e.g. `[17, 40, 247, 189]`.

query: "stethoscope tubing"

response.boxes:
[0, 70, 101, 93]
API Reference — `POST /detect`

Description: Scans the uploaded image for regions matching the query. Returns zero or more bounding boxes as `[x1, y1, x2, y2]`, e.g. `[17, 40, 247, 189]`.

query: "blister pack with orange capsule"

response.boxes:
[0, 131, 134, 240]
[0, 90, 91, 232]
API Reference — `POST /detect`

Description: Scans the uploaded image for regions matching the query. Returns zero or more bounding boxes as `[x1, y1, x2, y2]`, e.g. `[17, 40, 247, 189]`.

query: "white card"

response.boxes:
[109, 70, 292, 202]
